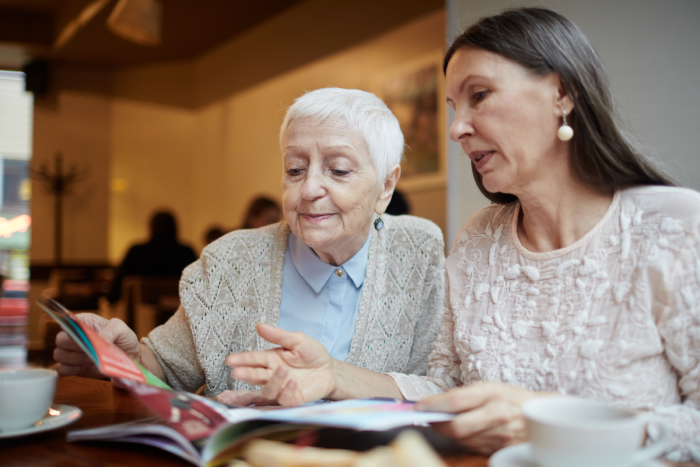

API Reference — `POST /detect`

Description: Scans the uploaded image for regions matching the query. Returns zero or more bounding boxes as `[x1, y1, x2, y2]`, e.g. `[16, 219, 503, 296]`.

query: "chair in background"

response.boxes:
[120, 276, 180, 340]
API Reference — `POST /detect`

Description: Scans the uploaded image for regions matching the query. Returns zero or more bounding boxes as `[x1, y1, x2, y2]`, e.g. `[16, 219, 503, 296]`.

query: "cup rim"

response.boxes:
[522, 396, 641, 430]
[0, 368, 58, 384]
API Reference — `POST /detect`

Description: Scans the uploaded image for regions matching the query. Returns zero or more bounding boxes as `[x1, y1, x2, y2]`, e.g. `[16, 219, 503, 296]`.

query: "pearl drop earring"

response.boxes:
[557, 109, 574, 141]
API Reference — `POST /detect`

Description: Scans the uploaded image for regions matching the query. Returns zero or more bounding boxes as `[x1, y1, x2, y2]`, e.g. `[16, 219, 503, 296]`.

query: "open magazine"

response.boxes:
[41, 299, 454, 467]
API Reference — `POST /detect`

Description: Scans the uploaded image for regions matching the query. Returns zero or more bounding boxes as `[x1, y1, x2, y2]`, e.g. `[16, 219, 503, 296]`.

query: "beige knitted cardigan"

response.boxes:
[143, 214, 445, 396]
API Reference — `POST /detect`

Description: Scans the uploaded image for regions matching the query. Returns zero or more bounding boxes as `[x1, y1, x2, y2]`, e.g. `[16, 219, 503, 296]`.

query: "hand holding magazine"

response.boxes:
[41, 298, 454, 467]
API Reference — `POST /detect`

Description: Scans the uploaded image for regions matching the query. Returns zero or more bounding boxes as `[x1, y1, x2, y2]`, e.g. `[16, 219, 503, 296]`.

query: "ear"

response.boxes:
[551, 73, 574, 117]
[374, 165, 401, 215]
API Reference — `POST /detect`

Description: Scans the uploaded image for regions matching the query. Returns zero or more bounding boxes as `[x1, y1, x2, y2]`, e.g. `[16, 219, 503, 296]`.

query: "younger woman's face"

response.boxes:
[446, 47, 569, 196]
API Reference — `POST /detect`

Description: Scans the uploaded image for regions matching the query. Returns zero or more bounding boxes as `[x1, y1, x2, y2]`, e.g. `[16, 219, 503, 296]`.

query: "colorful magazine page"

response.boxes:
[120, 379, 230, 442]
[254, 398, 455, 431]
[39, 298, 170, 389]
[203, 422, 319, 467]
[39, 301, 97, 362]
[67, 418, 201, 465]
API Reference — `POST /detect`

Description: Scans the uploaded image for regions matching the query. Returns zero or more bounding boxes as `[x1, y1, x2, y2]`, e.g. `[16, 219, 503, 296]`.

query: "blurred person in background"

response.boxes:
[384, 189, 410, 216]
[241, 196, 282, 229]
[203, 225, 228, 246]
[106, 211, 196, 303]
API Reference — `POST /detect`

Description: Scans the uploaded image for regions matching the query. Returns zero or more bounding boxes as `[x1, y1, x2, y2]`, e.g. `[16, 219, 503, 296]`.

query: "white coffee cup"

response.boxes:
[0, 368, 57, 432]
[522, 396, 669, 467]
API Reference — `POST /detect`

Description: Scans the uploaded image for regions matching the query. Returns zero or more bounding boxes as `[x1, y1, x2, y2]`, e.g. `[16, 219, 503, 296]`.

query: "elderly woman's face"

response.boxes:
[446, 47, 570, 196]
[282, 118, 385, 265]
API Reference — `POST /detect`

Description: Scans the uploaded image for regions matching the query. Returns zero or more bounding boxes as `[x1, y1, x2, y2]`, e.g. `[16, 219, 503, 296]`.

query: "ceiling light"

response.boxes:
[106, 0, 162, 46]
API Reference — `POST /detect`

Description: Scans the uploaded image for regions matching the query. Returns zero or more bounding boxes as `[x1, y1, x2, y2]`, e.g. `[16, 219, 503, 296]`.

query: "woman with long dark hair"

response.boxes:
[224, 8, 699, 462]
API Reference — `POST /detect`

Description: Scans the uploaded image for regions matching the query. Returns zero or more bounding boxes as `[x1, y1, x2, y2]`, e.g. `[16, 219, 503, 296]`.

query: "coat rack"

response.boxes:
[31, 152, 89, 266]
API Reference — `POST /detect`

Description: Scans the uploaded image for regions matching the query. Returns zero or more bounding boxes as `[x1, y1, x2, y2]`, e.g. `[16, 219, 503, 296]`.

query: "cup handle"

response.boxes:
[631, 415, 670, 464]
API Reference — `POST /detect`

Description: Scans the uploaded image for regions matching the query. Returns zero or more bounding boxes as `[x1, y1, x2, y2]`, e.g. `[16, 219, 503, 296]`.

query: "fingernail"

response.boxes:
[275, 367, 287, 378]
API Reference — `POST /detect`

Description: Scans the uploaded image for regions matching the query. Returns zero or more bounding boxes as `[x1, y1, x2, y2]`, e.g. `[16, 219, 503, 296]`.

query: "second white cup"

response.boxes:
[522, 396, 669, 467]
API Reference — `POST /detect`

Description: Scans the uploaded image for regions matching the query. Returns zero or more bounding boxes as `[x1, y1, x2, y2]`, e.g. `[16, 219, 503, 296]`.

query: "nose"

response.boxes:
[449, 107, 474, 142]
[300, 166, 326, 200]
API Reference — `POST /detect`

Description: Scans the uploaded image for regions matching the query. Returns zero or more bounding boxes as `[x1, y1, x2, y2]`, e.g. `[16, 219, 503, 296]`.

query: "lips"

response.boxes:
[468, 150, 495, 170]
[301, 213, 334, 223]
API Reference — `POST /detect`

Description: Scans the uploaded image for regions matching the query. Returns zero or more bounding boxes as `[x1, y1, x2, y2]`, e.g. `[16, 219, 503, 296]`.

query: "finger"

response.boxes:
[260, 367, 288, 400]
[102, 319, 139, 357]
[231, 366, 275, 385]
[238, 392, 268, 407]
[255, 323, 305, 350]
[216, 389, 251, 405]
[74, 312, 110, 330]
[52, 362, 98, 378]
[53, 362, 83, 377]
[277, 378, 302, 407]
[416, 381, 502, 413]
[446, 417, 526, 455]
[53, 347, 96, 369]
[441, 399, 521, 440]
[55, 330, 84, 352]
[251, 396, 279, 407]
[226, 349, 282, 369]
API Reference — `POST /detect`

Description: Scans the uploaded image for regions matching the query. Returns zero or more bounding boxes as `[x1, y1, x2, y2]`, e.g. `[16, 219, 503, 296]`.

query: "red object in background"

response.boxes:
[0, 297, 28, 346]
[0, 297, 29, 318]
[3, 279, 29, 292]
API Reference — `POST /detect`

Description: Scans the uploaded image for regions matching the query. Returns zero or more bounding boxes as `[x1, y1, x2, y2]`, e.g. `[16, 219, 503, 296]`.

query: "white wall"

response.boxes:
[446, 0, 700, 247]
[32, 92, 110, 263]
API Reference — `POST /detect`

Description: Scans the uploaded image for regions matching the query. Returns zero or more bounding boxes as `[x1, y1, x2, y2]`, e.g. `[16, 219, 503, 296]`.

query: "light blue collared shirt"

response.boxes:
[277, 232, 371, 361]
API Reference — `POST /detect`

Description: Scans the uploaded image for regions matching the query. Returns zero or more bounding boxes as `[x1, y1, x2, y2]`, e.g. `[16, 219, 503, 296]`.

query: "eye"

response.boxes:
[471, 90, 489, 104]
[286, 168, 303, 177]
[331, 169, 350, 176]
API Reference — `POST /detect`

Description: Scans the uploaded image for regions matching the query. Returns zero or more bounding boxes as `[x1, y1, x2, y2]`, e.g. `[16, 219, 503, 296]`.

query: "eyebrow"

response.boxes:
[447, 73, 492, 103]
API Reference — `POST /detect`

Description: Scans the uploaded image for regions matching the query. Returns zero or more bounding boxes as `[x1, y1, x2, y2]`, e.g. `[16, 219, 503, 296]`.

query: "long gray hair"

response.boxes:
[445, 7, 673, 204]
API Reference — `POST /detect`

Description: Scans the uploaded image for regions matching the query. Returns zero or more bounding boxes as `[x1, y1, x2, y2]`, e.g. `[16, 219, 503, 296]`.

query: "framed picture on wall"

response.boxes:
[374, 53, 446, 187]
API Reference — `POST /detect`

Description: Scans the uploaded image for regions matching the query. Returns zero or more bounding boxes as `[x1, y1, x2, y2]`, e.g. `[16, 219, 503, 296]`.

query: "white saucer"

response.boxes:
[0, 404, 82, 439]
[489, 443, 665, 467]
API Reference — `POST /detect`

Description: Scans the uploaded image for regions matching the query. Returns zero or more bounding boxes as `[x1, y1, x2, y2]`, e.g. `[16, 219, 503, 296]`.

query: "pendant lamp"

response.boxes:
[106, 0, 162, 46]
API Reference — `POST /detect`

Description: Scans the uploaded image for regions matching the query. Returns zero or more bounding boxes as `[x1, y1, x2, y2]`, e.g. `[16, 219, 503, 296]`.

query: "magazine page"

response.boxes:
[67, 419, 201, 465]
[253, 398, 454, 431]
[39, 298, 169, 388]
[120, 379, 232, 443]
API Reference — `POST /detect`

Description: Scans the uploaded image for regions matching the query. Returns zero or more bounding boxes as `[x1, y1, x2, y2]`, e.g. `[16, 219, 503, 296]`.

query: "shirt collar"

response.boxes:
[289, 231, 371, 293]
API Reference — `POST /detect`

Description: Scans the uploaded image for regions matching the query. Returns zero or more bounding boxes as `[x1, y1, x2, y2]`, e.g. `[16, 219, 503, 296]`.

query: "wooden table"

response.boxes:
[0, 376, 488, 467]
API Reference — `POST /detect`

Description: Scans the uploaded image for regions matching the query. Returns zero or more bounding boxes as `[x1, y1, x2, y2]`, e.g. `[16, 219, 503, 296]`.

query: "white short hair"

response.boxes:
[279, 87, 404, 184]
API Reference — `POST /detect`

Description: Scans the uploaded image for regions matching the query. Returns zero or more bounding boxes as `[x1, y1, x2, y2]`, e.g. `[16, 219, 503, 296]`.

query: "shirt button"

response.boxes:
[335, 269, 344, 277]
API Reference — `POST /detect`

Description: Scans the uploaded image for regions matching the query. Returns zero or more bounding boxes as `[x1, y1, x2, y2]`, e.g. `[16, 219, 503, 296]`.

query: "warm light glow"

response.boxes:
[48, 408, 60, 416]
[111, 178, 128, 193]
[19, 178, 31, 201]
[107, 0, 162, 46]
[0, 215, 31, 238]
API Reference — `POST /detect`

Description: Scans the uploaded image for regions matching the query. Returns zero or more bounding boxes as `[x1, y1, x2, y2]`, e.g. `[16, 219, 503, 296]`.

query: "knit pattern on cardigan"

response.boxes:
[144, 214, 445, 396]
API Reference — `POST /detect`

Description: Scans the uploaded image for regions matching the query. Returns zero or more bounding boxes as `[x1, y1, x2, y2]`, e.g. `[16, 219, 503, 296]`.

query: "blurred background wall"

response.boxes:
[17, 0, 446, 265]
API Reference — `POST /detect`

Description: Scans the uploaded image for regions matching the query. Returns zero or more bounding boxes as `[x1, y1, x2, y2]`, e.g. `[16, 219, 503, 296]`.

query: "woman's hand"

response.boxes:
[416, 381, 553, 455]
[225, 323, 337, 406]
[216, 389, 278, 407]
[53, 314, 140, 379]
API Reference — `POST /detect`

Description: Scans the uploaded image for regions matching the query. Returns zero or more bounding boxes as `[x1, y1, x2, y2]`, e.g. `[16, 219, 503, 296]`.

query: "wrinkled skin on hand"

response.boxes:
[53, 313, 140, 379]
[225, 323, 337, 406]
[215, 389, 278, 407]
[416, 381, 554, 455]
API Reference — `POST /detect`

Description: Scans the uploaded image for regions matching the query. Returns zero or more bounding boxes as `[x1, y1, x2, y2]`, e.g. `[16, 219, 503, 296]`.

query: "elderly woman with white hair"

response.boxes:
[52, 87, 445, 397]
